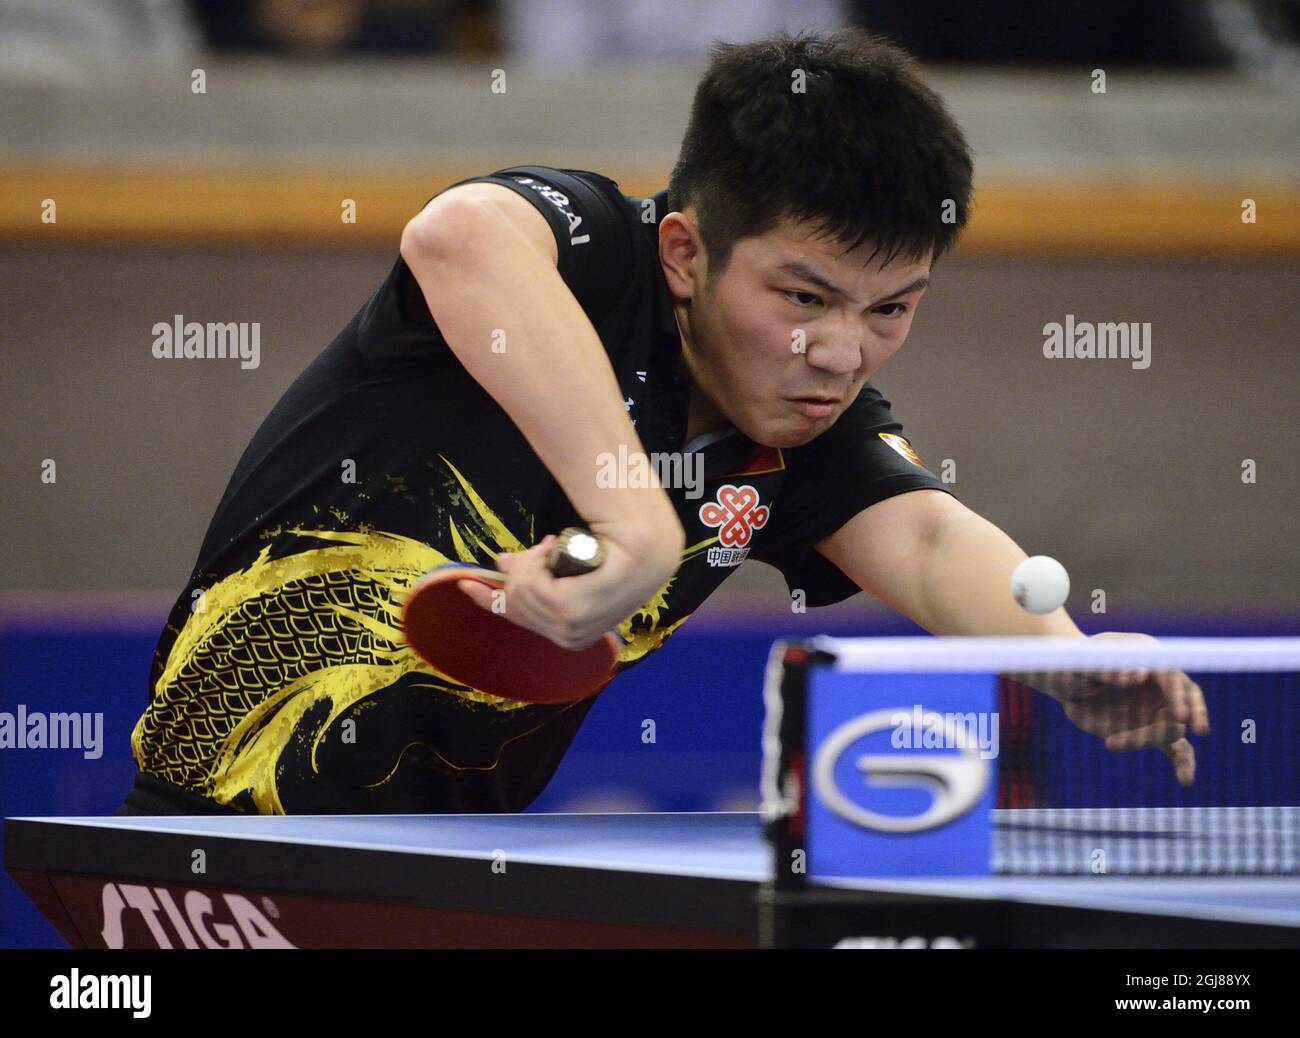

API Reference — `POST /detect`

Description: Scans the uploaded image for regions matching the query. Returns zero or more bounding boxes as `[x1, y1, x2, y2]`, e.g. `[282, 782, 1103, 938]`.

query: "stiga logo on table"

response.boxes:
[812, 707, 991, 833]
[100, 883, 296, 949]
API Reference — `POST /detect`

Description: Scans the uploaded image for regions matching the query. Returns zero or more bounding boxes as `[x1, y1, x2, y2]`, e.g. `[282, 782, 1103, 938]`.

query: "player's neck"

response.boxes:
[684, 387, 729, 445]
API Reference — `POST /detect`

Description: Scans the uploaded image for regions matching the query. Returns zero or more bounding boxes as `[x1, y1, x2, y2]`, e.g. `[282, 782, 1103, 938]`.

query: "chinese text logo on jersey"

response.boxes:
[699, 483, 769, 567]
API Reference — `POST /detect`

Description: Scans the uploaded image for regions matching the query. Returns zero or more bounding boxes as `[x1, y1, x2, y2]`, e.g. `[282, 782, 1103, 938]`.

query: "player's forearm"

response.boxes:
[405, 214, 684, 566]
[915, 507, 1085, 637]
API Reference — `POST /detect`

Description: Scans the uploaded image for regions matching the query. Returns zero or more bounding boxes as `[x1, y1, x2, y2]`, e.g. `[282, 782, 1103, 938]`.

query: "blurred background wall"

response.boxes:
[2, 2, 1297, 618]
[1, 0, 1298, 944]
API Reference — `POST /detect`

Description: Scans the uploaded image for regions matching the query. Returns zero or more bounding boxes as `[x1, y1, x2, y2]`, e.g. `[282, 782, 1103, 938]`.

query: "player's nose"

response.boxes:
[804, 334, 864, 378]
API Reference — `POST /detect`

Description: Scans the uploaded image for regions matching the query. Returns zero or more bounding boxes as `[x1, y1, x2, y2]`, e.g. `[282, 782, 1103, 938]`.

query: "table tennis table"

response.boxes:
[6, 807, 1299, 948]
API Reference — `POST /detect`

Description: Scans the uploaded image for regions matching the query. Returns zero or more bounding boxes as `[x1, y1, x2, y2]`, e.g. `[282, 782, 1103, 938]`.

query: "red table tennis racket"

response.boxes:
[401, 527, 622, 704]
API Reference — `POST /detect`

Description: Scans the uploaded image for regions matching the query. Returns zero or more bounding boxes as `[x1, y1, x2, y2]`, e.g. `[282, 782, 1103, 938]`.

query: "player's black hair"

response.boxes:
[668, 29, 974, 279]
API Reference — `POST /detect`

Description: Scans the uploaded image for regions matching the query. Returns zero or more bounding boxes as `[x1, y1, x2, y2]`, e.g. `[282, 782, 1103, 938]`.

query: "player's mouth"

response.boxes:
[786, 395, 841, 419]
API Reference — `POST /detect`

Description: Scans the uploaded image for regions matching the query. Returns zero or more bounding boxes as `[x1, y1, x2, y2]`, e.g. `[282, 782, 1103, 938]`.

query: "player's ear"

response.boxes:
[659, 212, 704, 299]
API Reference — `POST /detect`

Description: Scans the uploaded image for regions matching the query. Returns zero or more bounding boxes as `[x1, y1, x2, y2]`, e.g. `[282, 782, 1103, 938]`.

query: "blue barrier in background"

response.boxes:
[3, 610, 1296, 947]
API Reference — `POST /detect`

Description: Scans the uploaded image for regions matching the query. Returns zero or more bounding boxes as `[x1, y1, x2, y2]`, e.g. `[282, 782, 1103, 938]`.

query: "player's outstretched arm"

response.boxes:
[816, 490, 1083, 638]
[816, 493, 1209, 782]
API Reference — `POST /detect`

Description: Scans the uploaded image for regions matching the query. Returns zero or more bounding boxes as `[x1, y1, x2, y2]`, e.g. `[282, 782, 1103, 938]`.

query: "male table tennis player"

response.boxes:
[121, 29, 1208, 817]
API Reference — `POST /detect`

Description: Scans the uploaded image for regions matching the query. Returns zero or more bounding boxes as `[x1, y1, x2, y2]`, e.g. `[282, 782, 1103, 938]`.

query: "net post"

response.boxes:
[761, 639, 837, 890]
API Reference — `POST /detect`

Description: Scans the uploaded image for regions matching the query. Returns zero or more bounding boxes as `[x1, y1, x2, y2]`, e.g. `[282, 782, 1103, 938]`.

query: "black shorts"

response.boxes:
[116, 772, 242, 816]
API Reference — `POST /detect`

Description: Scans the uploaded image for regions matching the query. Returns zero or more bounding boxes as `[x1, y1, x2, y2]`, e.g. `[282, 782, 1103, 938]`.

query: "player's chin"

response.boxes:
[752, 414, 826, 449]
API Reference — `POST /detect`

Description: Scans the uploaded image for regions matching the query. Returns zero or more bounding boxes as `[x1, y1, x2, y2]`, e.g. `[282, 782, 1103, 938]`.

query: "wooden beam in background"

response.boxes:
[1, 165, 1295, 256]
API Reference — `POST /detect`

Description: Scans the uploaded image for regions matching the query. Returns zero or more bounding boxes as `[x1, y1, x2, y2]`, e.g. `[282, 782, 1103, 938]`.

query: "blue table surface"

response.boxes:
[13, 809, 1300, 928]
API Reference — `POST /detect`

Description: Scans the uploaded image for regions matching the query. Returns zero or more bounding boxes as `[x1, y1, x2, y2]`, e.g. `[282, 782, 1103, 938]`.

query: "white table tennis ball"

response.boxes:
[1011, 555, 1070, 614]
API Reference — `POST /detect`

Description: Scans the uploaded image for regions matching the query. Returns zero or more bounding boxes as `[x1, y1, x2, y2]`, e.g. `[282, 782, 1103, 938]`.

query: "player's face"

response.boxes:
[672, 213, 932, 449]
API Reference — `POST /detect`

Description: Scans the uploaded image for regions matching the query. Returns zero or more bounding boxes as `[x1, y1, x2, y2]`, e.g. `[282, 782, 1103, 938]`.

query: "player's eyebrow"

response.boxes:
[776, 260, 848, 298]
[776, 260, 929, 305]
[875, 275, 930, 303]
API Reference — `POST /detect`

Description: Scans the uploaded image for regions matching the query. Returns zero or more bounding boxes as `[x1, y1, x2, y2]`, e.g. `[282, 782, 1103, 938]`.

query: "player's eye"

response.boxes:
[783, 290, 822, 308]
[873, 302, 910, 318]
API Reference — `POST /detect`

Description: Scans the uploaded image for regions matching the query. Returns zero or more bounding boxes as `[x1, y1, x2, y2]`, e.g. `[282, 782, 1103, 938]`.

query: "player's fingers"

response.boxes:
[509, 573, 601, 646]
[496, 539, 562, 614]
[1162, 738, 1197, 786]
[486, 585, 569, 645]
[511, 540, 612, 624]
[495, 536, 556, 574]
[1105, 720, 1186, 752]
[455, 579, 499, 612]
[1097, 667, 1149, 688]
[1088, 632, 1161, 691]
[500, 592, 602, 651]
[1151, 668, 1189, 723]
[551, 627, 611, 652]
[1185, 676, 1211, 736]
[455, 577, 557, 643]
[544, 595, 616, 650]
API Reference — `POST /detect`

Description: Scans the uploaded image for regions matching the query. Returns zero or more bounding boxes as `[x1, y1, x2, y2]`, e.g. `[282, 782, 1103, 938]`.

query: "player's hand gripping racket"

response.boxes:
[401, 527, 621, 704]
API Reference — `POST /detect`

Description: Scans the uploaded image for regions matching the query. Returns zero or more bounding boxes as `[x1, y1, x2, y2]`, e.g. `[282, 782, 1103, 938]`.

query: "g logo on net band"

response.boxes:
[813, 708, 990, 833]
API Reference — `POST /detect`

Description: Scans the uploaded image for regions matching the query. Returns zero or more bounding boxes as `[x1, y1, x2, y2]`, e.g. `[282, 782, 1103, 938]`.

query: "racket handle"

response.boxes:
[546, 526, 606, 577]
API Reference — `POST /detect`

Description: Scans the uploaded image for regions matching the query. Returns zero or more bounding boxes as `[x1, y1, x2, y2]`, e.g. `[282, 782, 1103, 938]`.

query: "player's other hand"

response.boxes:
[1022, 631, 1211, 785]
[457, 522, 682, 653]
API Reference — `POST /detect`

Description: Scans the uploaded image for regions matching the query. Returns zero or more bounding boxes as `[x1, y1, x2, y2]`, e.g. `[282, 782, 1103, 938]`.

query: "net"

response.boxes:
[993, 806, 1300, 875]
[792, 636, 1300, 875]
